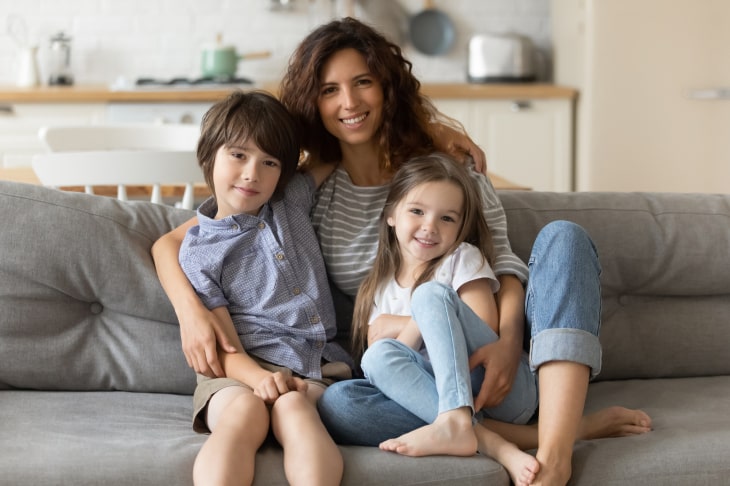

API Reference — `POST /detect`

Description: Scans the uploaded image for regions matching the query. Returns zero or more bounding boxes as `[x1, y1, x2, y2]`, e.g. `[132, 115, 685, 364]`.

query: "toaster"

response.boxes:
[467, 33, 536, 83]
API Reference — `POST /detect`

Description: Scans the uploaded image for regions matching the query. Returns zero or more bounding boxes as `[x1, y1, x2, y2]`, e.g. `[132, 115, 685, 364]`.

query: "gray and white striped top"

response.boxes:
[311, 167, 529, 298]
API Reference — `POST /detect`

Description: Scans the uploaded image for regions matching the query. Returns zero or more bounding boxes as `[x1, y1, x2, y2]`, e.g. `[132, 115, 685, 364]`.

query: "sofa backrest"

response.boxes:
[499, 190, 730, 381]
[0, 181, 196, 394]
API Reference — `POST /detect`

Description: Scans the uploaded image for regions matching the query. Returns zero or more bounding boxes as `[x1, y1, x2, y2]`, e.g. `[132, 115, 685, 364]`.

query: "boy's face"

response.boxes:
[212, 141, 282, 219]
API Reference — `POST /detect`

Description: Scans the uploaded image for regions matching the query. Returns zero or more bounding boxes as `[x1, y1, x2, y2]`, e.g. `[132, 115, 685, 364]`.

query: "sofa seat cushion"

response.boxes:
[571, 376, 730, 485]
[1, 390, 511, 486]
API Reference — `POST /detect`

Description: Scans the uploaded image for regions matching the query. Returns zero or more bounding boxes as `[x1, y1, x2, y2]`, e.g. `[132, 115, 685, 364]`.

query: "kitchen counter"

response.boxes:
[0, 83, 577, 103]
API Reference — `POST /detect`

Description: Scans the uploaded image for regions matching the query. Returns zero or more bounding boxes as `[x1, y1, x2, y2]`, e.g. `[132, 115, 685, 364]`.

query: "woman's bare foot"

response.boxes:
[379, 408, 477, 457]
[579, 406, 652, 440]
[531, 448, 572, 486]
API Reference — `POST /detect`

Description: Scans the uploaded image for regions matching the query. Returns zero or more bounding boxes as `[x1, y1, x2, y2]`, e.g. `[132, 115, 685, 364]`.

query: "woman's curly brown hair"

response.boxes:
[279, 17, 437, 172]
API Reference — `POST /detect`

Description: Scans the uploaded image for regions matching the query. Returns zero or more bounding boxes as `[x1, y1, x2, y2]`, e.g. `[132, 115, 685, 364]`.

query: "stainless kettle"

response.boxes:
[48, 32, 74, 86]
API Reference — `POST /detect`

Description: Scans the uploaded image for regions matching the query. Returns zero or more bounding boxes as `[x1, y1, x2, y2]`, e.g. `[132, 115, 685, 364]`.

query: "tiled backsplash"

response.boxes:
[1, 0, 551, 86]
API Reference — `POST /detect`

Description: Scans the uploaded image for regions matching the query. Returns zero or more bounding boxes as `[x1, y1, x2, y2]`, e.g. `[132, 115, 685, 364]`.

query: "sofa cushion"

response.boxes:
[499, 190, 730, 381]
[0, 181, 196, 393]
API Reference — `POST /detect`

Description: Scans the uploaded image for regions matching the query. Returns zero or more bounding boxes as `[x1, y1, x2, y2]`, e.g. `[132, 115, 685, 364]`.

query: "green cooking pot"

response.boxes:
[200, 40, 270, 79]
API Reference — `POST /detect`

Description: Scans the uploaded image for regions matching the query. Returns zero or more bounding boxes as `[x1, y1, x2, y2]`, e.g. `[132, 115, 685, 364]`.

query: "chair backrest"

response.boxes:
[38, 124, 200, 152]
[32, 150, 204, 210]
[36, 124, 204, 209]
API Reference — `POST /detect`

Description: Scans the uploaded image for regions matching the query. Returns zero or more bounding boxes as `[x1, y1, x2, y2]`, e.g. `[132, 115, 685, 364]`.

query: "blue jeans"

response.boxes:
[360, 282, 538, 425]
[318, 220, 602, 446]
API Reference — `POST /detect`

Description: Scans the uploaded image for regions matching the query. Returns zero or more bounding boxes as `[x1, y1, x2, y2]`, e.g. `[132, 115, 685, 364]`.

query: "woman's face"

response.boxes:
[317, 48, 384, 150]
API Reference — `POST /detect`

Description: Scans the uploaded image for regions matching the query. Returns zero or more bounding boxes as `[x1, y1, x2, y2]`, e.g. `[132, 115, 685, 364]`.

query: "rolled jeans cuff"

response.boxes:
[529, 328, 602, 379]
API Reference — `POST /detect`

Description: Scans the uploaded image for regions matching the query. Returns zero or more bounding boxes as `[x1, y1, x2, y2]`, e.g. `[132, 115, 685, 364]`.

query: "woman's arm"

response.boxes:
[430, 122, 487, 174]
[468, 274, 525, 410]
[151, 218, 237, 377]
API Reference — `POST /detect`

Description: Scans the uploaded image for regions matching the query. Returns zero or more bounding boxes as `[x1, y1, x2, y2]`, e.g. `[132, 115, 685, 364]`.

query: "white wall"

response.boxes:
[1, 0, 551, 86]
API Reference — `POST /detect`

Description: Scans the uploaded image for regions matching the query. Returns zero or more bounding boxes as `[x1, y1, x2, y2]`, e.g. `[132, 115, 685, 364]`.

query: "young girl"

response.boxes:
[177, 90, 352, 486]
[352, 153, 539, 486]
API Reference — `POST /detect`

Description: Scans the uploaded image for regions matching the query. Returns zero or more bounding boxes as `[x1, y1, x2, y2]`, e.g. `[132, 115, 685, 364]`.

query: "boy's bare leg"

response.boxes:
[481, 407, 652, 451]
[379, 407, 478, 457]
[194, 386, 269, 486]
[271, 385, 342, 486]
[474, 423, 539, 486]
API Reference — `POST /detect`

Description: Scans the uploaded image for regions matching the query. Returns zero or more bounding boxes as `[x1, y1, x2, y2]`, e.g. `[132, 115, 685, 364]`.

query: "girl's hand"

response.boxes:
[179, 301, 238, 378]
[367, 314, 409, 346]
[431, 122, 487, 174]
[254, 370, 308, 404]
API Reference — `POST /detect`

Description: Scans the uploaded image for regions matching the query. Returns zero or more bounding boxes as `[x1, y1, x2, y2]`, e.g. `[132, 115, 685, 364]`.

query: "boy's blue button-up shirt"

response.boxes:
[180, 173, 352, 378]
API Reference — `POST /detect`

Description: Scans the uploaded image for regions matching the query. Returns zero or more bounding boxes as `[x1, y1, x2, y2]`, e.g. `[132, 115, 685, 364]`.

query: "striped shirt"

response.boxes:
[311, 167, 529, 298]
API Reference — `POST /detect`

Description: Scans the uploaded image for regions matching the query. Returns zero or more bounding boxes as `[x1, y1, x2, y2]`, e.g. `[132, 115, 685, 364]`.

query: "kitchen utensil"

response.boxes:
[467, 33, 536, 83]
[201, 34, 271, 79]
[408, 0, 455, 56]
[48, 32, 74, 86]
[16, 45, 39, 87]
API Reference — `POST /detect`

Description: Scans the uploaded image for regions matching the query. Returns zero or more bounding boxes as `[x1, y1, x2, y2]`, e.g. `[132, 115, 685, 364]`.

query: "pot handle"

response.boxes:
[238, 50, 272, 61]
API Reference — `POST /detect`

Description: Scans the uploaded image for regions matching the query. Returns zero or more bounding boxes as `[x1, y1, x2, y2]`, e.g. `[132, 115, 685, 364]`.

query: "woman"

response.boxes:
[152, 18, 651, 486]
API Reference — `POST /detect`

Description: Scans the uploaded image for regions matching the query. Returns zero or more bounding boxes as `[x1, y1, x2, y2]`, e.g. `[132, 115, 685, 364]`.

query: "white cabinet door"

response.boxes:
[0, 103, 106, 167]
[433, 98, 573, 192]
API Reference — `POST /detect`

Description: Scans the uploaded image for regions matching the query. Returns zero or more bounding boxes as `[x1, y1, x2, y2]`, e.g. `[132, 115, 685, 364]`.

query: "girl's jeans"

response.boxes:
[318, 220, 602, 446]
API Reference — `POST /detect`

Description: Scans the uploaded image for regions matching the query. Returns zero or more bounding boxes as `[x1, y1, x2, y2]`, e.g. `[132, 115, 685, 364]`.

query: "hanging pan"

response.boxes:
[408, 0, 455, 56]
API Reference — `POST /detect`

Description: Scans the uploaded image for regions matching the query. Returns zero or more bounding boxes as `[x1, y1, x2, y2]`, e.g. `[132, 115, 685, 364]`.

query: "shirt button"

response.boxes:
[230, 224, 239, 231]
[276, 253, 285, 260]
[315, 341, 324, 349]
[293, 287, 301, 295]
[309, 315, 320, 324]
[258, 222, 265, 229]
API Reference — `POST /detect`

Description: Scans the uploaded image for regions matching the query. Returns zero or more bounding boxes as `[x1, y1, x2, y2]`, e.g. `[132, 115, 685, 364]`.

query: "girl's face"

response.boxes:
[387, 180, 464, 274]
[317, 48, 384, 150]
[212, 141, 282, 219]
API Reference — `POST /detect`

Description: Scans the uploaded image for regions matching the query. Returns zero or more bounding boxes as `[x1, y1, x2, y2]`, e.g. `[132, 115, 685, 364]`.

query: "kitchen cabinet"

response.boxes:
[0, 103, 105, 167]
[432, 98, 574, 192]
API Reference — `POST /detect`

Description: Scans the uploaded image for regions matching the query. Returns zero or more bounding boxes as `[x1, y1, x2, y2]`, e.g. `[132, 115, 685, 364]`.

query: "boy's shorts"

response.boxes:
[192, 358, 351, 433]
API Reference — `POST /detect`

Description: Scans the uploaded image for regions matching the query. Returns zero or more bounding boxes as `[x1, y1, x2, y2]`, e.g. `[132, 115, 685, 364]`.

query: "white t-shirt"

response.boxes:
[369, 242, 500, 324]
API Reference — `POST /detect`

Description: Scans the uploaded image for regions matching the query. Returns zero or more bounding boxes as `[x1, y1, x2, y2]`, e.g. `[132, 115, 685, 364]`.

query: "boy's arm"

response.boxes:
[151, 218, 237, 378]
[210, 307, 305, 402]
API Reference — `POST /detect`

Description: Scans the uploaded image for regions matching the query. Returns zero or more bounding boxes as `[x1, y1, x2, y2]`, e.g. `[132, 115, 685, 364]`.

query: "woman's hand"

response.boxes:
[180, 301, 238, 378]
[431, 122, 487, 174]
[469, 338, 520, 411]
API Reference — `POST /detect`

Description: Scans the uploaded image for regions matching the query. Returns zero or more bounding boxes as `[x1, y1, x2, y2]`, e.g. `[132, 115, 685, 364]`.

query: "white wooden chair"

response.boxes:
[35, 124, 204, 209]
[38, 124, 200, 152]
[32, 150, 204, 210]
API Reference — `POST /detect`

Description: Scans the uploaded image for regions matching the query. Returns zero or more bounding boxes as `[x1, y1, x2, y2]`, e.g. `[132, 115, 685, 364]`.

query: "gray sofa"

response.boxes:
[1, 179, 728, 486]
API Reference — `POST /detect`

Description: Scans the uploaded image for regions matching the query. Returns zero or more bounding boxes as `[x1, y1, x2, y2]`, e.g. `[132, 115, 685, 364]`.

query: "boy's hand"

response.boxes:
[254, 370, 308, 404]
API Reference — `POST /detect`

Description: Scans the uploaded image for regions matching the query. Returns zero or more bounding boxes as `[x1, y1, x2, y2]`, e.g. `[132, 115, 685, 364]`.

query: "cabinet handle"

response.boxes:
[0, 104, 15, 116]
[686, 88, 730, 100]
[510, 101, 532, 112]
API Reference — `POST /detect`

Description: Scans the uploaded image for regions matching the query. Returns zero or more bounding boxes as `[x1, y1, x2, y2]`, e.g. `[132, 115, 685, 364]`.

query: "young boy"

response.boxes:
[176, 90, 352, 486]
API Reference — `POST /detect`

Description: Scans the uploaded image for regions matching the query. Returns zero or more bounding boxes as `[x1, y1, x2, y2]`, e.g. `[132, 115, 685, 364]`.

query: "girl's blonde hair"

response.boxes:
[350, 153, 495, 362]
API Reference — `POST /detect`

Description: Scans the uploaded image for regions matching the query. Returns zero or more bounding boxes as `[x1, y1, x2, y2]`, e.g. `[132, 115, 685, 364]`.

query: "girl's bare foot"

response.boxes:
[379, 409, 477, 457]
[493, 441, 540, 486]
[579, 406, 652, 440]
